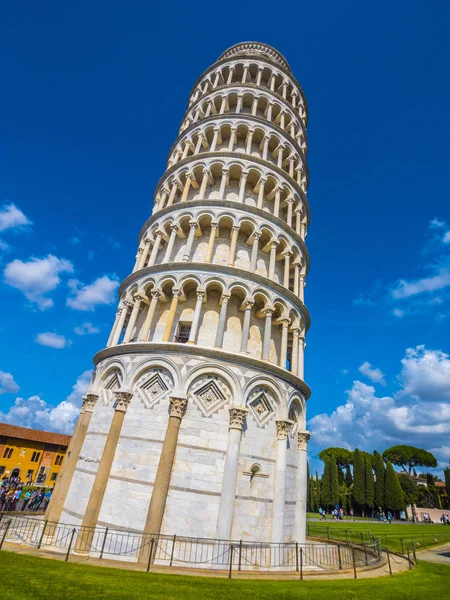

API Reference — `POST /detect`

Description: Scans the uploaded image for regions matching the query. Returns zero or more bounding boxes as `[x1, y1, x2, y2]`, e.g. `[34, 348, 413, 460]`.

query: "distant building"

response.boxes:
[0, 423, 71, 487]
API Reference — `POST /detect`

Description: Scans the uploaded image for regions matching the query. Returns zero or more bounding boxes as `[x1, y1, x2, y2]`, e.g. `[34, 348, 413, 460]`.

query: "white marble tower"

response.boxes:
[47, 42, 311, 551]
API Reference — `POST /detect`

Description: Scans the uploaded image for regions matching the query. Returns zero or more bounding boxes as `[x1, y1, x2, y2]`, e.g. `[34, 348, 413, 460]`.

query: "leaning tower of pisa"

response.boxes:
[47, 42, 311, 552]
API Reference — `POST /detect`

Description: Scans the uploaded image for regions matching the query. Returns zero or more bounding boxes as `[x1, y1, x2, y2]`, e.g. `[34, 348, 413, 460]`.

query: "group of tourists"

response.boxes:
[0, 475, 51, 513]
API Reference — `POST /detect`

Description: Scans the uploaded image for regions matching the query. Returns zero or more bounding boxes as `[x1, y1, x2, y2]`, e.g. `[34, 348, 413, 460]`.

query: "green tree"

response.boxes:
[345, 465, 353, 487]
[373, 451, 385, 510]
[445, 468, 450, 507]
[321, 458, 332, 508]
[365, 457, 374, 510]
[426, 473, 434, 487]
[384, 461, 404, 513]
[331, 457, 339, 506]
[383, 445, 437, 475]
[341, 482, 350, 513]
[352, 449, 366, 512]
[315, 472, 321, 509]
[318, 447, 353, 469]
[398, 473, 419, 506]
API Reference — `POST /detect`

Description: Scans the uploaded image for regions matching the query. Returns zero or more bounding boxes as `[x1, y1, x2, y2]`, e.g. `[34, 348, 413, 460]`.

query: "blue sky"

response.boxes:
[1, 1, 449, 474]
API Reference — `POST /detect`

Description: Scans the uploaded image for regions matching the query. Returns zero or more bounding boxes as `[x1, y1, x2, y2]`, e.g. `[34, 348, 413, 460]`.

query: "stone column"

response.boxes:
[238, 171, 248, 203]
[110, 301, 130, 346]
[182, 221, 197, 261]
[298, 335, 305, 380]
[295, 431, 310, 544]
[216, 407, 248, 540]
[198, 169, 209, 200]
[76, 391, 132, 553]
[163, 225, 179, 262]
[210, 128, 220, 152]
[180, 177, 191, 203]
[246, 129, 254, 154]
[148, 231, 163, 267]
[122, 294, 145, 343]
[283, 252, 292, 288]
[295, 210, 302, 236]
[162, 290, 181, 342]
[227, 225, 240, 266]
[205, 222, 218, 263]
[268, 242, 278, 280]
[140, 396, 188, 561]
[46, 394, 98, 524]
[219, 168, 228, 198]
[133, 247, 143, 272]
[291, 328, 299, 376]
[138, 291, 160, 342]
[250, 231, 261, 272]
[138, 238, 152, 270]
[239, 301, 254, 353]
[257, 177, 266, 209]
[279, 319, 290, 368]
[293, 263, 300, 297]
[299, 274, 305, 302]
[286, 198, 294, 228]
[107, 306, 123, 347]
[187, 291, 204, 344]
[271, 420, 293, 543]
[214, 293, 230, 348]
[228, 127, 237, 152]
[274, 188, 281, 218]
[166, 181, 179, 207]
[262, 308, 274, 360]
[158, 188, 169, 211]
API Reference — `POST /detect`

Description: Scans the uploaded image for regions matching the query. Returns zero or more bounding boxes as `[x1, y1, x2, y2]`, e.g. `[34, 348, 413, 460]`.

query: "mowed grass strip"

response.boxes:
[308, 521, 450, 553]
[0, 551, 449, 600]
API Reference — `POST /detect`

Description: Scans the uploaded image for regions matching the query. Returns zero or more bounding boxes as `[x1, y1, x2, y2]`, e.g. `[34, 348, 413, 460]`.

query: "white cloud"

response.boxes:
[66, 274, 119, 311]
[359, 361, 386, 385]
[308, 346, 450, 474]
[0, 239, 11, 251]
[0, 369, 93, 434]
[35, 332, 71, 349]
[392, 270, 450, 299]
[74, 322, 100, 335]
[392, 308, 405, 317]
[0, 371, 20, 395]
[443, 231, 450, 244]
[398, 345, 450, 402]
[0, 203, 32, 232]
[69, 236, 80, 245]
[429, 218, 446, 230]
[3, 254, 73, 309]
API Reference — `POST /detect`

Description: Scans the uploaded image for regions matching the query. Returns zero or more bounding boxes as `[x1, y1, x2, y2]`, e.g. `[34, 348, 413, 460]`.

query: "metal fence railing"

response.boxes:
[0, 514, 384, 575]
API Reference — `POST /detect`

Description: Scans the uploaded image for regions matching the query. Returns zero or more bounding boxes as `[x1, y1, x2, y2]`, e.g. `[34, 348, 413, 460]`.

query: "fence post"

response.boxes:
[295, 542, 299, 571]
[360, 532, 364, 544]
[337, 543, 342, 570]
[99, 527, 109, 559]
[300, 547, 303, 580]
[37, 520, 48, 549]
[352, 548, 357, 579]
[147, 538, 155, 573]
[228, 544, 234, 579]
[0, 519, 11, 550]
[327, 526, 330, 540]
[238, 539, 243, 571]
[65, 528, 76, 562]
[387, 548, 392, 575]
[407, 548, 412, 570]
[364, 543, 368, 566]
[400, 538, 404, 554]
[169, 534, 177, 567]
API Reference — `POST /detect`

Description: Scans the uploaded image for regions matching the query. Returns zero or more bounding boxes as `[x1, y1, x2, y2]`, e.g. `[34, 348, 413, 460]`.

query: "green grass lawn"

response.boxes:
[0, 551, 449, 600]
[308, 521, 450, 553]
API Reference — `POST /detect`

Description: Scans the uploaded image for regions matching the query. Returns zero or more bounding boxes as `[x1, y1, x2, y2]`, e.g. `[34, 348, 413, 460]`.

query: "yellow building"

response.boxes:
[0, 423, 71, 487]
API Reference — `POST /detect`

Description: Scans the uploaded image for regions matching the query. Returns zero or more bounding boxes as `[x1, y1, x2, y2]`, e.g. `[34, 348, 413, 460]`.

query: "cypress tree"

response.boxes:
[331, 457, 339, 506]
[341, 482, 350, 513]
[353, 448, 366, 512]
[315, 472, 321, 509]
[365, 457, 375, 510]
[384, 461, 404, 514]
[322, 458, 332, 508]
[373, 451, 386, 510]
[345, 465, 353, 487]
[307, 462, 311, 511]
[338, 466, 344, 485]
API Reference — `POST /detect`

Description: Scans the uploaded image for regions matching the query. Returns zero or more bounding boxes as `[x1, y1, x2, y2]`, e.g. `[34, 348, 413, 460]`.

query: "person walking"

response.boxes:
[387, 511, 393, 524]
[21, 490, 32, 511]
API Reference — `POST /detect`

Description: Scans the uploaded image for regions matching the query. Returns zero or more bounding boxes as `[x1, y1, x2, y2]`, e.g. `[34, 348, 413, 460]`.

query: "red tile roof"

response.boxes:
[0, 422, 71, 447]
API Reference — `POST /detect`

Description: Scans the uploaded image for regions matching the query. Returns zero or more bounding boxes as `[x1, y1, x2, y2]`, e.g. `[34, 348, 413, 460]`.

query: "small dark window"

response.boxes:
[0, 466, 6, 475]
[31, 451, 41, 463]
[3, 447, 13, 459]
[50, 472, 58, 481]
[175, 324, 191, 344]
[54, 455, 64, 466]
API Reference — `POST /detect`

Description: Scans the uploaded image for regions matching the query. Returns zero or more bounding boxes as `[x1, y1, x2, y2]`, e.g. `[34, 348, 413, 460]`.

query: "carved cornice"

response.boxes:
[153, 150, 309, 213]
[117, 261, 310, 331]
[139, 199, 310, 266]
[94, 344, 311, 400]
[168, 113, 308, 175]
[169, 396, 188, 419]
[219, 43, 291, 72]
[229, 406, 249, 430]
[298, 430, 311, 450]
